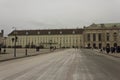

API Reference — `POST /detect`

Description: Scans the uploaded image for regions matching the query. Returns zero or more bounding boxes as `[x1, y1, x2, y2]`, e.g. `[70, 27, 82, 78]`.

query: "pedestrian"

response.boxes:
[111, 47, 114, 53]
[0, 47, 1, 53]
[117, 46, 120, 53]
[106, 46, 110, 54]
[113, 47, 115, 53]
[100, 48, 103, 53]
[36, 46, 40, 52]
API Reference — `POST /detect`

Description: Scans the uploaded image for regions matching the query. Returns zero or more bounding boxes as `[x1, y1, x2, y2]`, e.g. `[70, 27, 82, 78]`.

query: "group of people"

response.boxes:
[101, 46, 120, 54]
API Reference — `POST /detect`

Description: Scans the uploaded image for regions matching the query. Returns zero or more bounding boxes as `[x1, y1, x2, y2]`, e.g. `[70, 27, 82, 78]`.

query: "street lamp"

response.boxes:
[60, 31, 62, 48]
[12, 27, 17, 57]
[73, 31, 75, 48]
[25, 31, 28, 56]
[49, 40, 52, 50]
[3, 37, 6, 53]
[48, 31, 52, 50]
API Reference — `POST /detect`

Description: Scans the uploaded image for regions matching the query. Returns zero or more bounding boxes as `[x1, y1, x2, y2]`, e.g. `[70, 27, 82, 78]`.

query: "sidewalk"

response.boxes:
[108, 53, 120, 58]
[93, 49, 120, 58]
[0, 48, 59, 62]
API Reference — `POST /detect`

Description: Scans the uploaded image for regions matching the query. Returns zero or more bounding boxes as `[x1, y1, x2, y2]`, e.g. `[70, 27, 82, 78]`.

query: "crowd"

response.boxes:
[100, 46, 120, 54]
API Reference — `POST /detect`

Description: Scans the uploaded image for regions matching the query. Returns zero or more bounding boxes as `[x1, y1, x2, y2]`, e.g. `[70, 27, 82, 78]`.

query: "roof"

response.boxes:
[8, 29, 84, 36]
[85, 23, 120, 29]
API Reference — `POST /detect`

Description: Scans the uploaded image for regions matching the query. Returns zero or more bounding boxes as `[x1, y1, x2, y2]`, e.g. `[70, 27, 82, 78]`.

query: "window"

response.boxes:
[93, 43, 96, 48]
[60, 31, 62, 34]
[98, 33, 102, 41]
[72, 31, 75, 34]
[87, 43, 91, 48]
[99, 43, 102, 49]
[106, 33, 110, 41]
[48, 31, 51, 34]
[87, 33, 90, 41]
[114, 43, 117, 47]
[93, 33, 96, 41]
[106, 43, 110, 47]
[113, 32, 117, 41]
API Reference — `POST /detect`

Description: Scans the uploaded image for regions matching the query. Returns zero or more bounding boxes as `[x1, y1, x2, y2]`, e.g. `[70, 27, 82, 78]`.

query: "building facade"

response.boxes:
[6, 29, 83, 48]
[0, 30, 4, 47]
[6, 23, 120, 49]
[83, 23, 120, 48]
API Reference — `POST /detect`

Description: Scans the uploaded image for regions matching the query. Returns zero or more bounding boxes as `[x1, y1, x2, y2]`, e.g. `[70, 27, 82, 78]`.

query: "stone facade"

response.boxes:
[6, 29, 84, 48]
[6, 23, 120, 49]
[0, 30, 4, 47]
[83, 23, 120, 48]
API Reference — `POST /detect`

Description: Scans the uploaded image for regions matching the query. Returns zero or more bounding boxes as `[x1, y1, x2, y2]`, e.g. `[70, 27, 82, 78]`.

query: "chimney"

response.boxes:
[101, 24, 105, 28]
[1, 30, 4, 37]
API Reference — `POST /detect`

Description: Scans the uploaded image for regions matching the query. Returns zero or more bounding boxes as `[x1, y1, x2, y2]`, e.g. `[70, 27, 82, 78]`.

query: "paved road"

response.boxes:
[0, 49, 120, 80]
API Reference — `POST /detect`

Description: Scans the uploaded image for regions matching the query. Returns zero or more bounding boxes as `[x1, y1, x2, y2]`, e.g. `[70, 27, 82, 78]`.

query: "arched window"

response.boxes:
[114, 43, 117, 47]
[106, 43, 110, 47]
[99, 43, 102, 49]
[93, 43, 96, 48]
[87, 43, 91, 48]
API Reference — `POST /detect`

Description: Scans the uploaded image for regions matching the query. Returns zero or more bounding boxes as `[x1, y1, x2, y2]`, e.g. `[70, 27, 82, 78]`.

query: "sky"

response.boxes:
[0, 0, 120, 36]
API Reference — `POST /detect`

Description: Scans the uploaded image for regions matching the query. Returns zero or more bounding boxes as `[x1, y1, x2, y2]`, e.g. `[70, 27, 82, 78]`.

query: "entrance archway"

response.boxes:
[114, 43, 117, 47]
[106, 43, 110, 47]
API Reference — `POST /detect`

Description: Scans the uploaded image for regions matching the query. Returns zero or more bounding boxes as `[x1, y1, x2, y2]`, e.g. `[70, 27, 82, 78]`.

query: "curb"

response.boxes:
[107, 54, 120, 58]
[0, 49, 63, 62]
[94, 49, 120, 58]
[0, 51, 50, 62]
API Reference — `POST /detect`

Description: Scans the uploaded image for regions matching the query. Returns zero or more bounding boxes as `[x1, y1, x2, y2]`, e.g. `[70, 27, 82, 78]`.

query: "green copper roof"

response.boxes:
[85, 23, 120, 29]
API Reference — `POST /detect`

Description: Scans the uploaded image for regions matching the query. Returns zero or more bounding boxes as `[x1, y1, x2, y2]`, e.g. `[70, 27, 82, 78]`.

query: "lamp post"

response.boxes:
[3, 37, 6, 53]
[49, 40, 52, 50]
[12, 27, 17, 57]
[48, 31, 52, 50]
[73, 31, 75, 48]
[60, 31, 62, 48]
[25, 31, 28, 56]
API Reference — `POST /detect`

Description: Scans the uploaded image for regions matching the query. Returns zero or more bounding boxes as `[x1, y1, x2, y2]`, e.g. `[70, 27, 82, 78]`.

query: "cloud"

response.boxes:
[0, 0, 120, 36]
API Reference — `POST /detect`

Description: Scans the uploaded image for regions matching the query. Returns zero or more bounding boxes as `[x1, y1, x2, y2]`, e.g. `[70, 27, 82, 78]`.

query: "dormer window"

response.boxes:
[48, 31, 51, 34]
[37, 31, 40, 35]
[72, 31, 75, 34]
[26, 32, 29, 35]
[60, 31, 62, 34]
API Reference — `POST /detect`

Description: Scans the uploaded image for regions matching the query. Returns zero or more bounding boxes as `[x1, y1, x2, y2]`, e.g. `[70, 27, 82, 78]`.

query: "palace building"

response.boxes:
[0, 30, 4, 47]
[83, 23, 120, 48]
[6, 29, 84, 48]
[6, 23, 120, 49]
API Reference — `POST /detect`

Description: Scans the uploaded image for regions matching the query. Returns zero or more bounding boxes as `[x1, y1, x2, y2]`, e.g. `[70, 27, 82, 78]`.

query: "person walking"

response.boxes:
[106, 46, 110, 54]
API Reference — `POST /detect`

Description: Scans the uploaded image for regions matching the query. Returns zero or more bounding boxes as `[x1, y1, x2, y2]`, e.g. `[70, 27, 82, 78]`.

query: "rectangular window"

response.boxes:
[113, 32, 117, 41]
[98, 33, 102, 41]
[93, 33, 96, 41]
[87, 33, 90, 41]
[106, 33, 109, 41]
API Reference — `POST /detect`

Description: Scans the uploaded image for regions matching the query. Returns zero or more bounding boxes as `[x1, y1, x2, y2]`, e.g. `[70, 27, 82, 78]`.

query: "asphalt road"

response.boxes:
[0, 49, 120, 80]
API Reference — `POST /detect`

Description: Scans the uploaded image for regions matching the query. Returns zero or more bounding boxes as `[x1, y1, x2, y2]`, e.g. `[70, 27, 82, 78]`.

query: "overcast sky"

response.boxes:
[0, 0, 120, 36]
